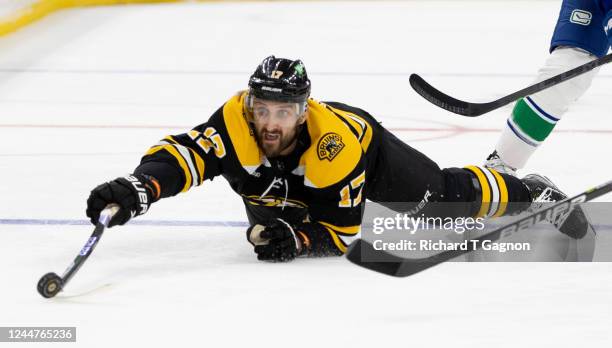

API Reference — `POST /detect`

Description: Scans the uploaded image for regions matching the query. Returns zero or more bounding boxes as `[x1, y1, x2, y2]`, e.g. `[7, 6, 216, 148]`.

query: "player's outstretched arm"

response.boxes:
[85, 108, 230, 226]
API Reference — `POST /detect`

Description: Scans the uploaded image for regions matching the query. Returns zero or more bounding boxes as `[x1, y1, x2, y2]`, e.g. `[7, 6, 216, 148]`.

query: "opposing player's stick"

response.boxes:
[409, 52, 612, 116]
[346, 180, 612, 277]
[37, 204, 119, 298]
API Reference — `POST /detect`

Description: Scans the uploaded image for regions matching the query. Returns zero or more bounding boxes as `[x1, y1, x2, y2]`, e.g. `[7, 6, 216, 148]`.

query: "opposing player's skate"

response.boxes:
[484, 151, 517, 176]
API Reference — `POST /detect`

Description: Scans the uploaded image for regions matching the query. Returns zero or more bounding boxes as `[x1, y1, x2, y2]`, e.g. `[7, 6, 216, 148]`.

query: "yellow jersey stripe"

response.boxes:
[465, 165, 491, 218]
[145, 144, 192, 192]
[325, 105, 374, 152]
[189, 147, 206, 185]
[318, 221, 360, 235]
[163, 135, 178, 144]
[145, 145, 165, 157]
[343, 113, 373, 151]
[323, 226, 347, 253]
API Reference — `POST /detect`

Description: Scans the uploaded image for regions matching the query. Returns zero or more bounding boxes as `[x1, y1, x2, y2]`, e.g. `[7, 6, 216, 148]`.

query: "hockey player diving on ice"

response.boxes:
[86, 56, 593, 263]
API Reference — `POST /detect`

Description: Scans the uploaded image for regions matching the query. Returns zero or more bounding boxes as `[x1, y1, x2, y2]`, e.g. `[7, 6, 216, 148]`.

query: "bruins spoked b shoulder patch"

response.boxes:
[317, 132, 345, 161]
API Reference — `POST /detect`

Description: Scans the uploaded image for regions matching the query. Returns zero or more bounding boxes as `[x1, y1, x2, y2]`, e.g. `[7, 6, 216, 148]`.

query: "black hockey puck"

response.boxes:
[37, 272, 63, 298]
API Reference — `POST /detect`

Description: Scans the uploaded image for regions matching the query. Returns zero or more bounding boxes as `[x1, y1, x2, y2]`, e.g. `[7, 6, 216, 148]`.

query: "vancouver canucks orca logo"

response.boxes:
[317, 132, 345, 161]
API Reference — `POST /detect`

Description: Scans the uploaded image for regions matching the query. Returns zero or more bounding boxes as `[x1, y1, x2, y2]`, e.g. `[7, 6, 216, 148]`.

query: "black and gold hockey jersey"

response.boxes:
[135, 91, 382, 253]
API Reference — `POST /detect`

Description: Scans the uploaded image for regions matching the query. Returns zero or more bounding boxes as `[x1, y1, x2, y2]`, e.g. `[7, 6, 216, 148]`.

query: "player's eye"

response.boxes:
[253, 107, 269, 119]
[276, 109, 290, 119]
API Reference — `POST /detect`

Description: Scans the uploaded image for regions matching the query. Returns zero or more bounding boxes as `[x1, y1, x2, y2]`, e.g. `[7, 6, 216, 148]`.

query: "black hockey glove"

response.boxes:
[246, 219, 343, 262]
[247, 219, 304, 262]
[86, 174, 160, 227]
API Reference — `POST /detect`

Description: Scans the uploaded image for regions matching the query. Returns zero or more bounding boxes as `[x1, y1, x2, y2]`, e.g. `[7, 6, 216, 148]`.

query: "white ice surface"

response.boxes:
[0, 1, 611, 347]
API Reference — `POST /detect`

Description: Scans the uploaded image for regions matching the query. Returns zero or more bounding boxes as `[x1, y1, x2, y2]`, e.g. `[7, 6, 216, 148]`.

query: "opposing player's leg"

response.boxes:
[486, 0, 610, 174]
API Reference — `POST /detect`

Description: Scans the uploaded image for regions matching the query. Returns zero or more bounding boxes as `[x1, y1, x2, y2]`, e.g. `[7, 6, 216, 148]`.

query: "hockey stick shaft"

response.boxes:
[346, 180, 612, 277]
[37, 204, 119, 298]
[61, 204, 119, 284]
[409, 52, 612, 116]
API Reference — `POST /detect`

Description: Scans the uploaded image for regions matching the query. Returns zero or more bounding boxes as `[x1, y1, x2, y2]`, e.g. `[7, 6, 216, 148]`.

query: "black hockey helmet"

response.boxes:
[247, 56, 311, 106]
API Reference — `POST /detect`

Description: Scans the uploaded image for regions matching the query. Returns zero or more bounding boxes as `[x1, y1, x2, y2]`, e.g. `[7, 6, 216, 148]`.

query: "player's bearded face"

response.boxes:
[251, 98, 305, 158]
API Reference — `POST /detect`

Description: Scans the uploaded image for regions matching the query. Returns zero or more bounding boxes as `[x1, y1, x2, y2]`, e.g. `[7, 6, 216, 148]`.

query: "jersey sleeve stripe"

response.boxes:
[189, 148, 206, 185]
[145, 145, 193, 192]
[172, 143, 200, 188]
[318, 221, 360, 235]
[150, 136, 206, 186]
[323, 226, 348, 253]
[163, 136, 178, 144]
[317, 221, 361, 253]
